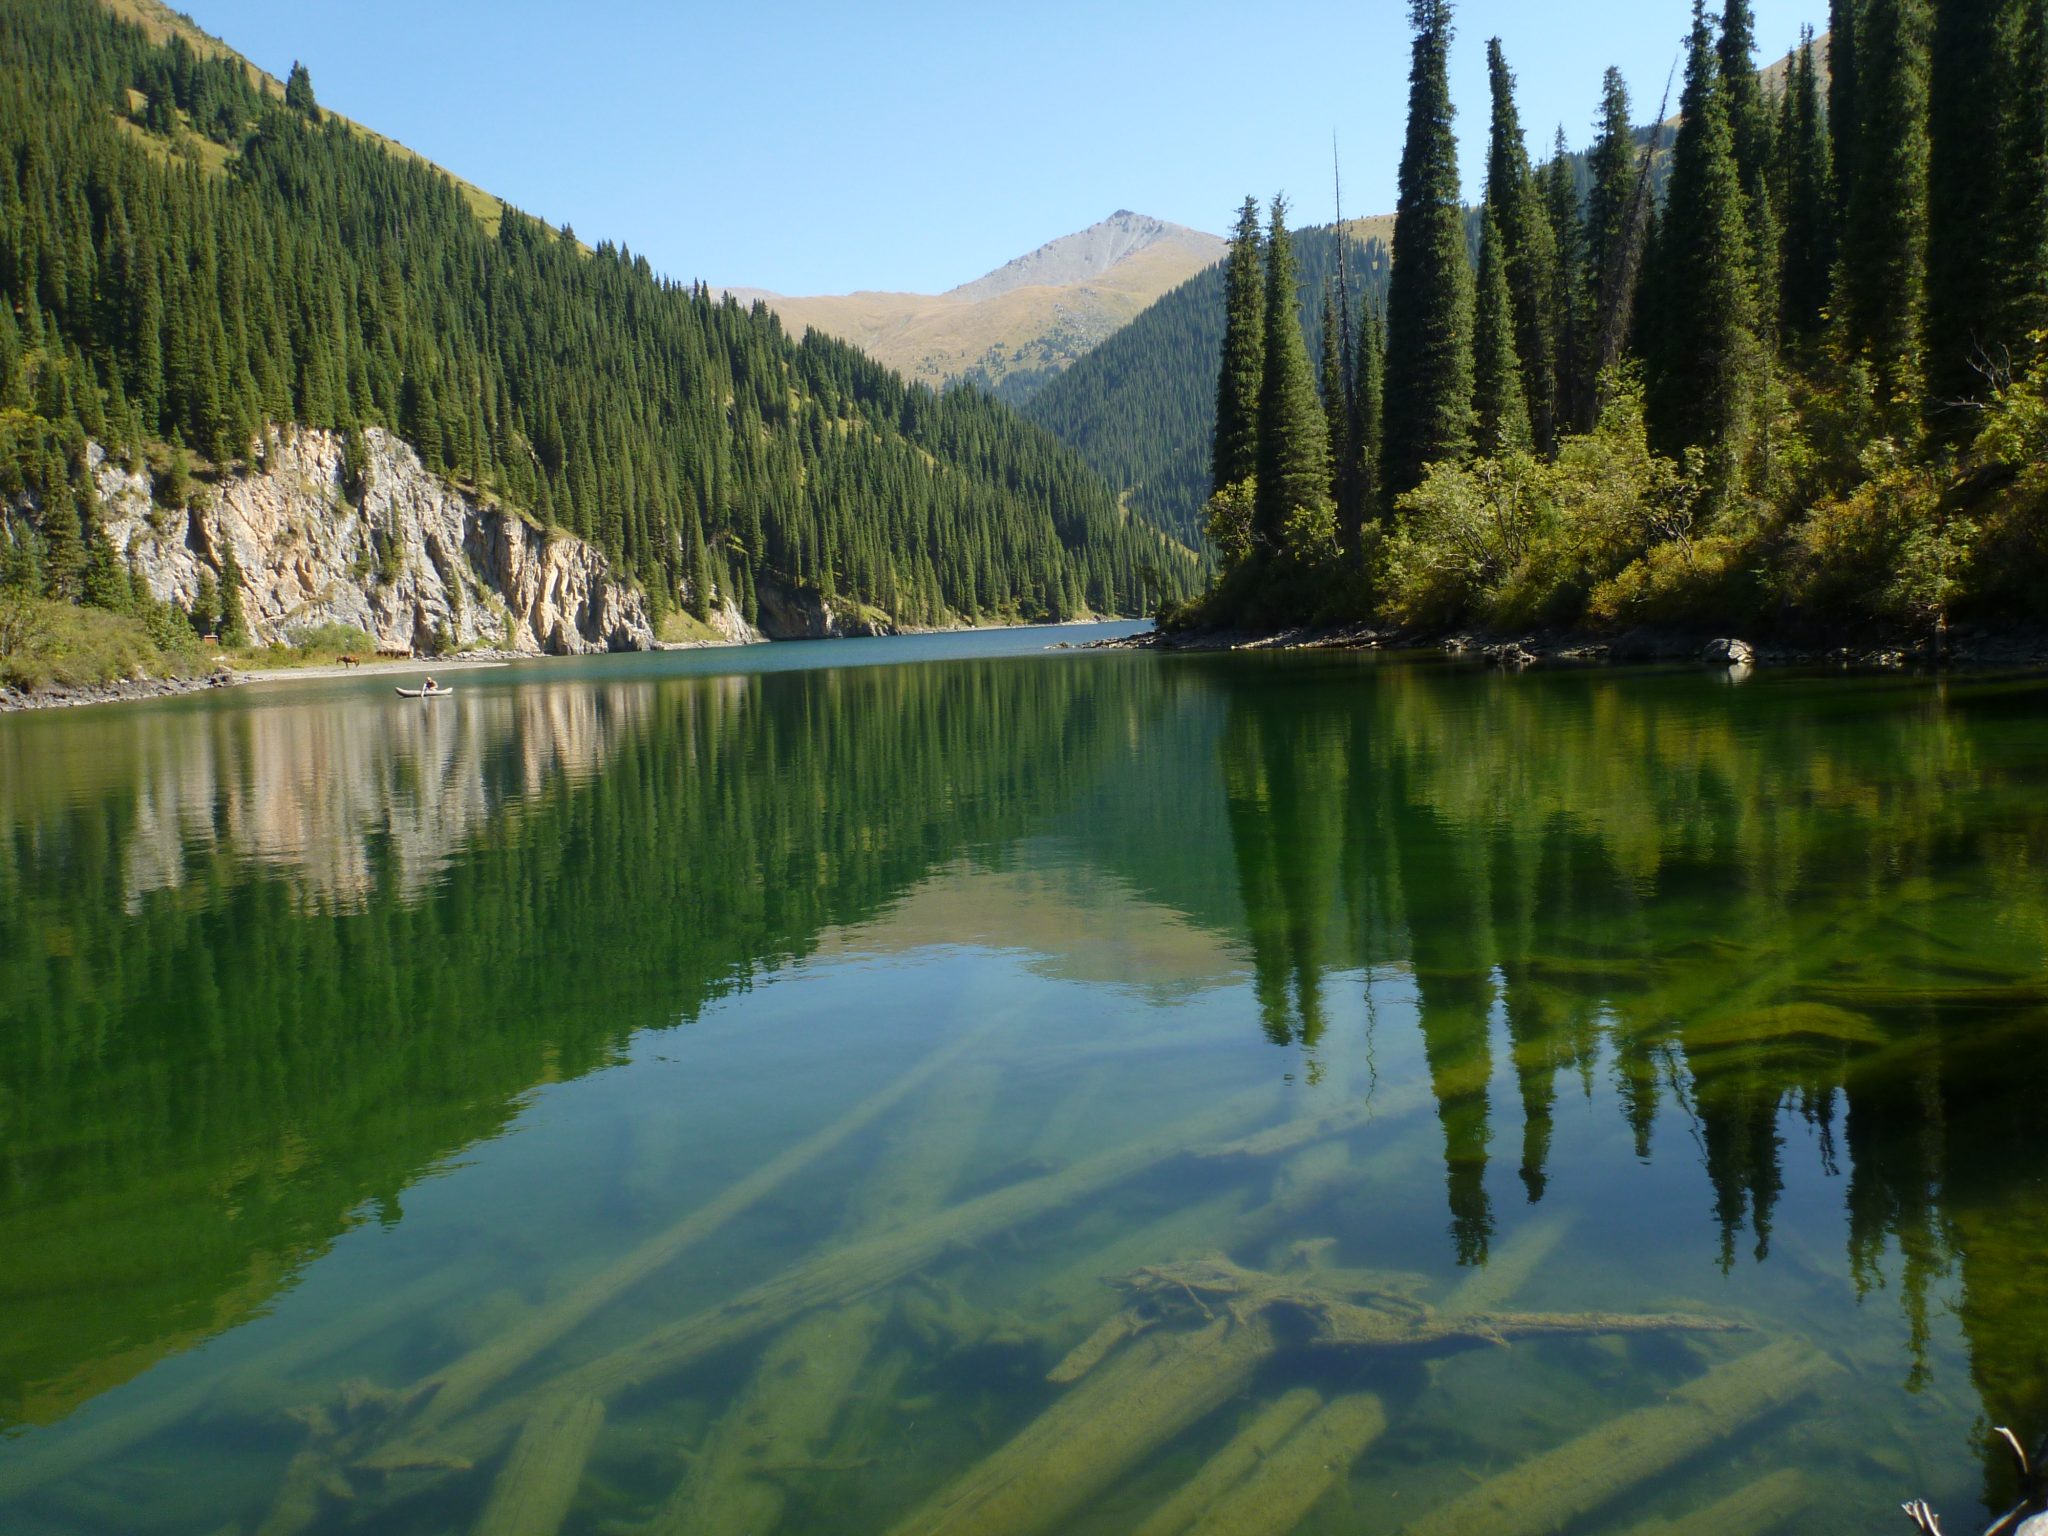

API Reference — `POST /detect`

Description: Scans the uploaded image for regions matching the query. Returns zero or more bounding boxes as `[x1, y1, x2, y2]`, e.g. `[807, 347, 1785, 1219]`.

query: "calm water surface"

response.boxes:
[3, 627, 2045, 1535]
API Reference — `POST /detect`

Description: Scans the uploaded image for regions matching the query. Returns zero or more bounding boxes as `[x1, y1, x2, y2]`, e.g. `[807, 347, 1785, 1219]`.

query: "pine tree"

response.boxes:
[1541, 129, 1584, 431]
[191, 566, 220, 638]
[685, 503, 711, 621]
[1383, 0, 1475, 504]
[1926, 0, 2018, 414]
[82, 501, 131, 612]
[284, 61, 318, 120]
[218, 540, 248, 646]
[40, 492, 86, 602]
[2008, 0, 2048, 344]
[1831, 0, 1862, 228]
[1580, 67, 1642, 429]
[1253, 196, 1332, 554]
[1472, 211, 1532, 454]
[1318, 284, 1351, 511]
[1841, 0, 1932, 415]
[1647, 0, 1764, 479]
[1351, 299, 1385, 527]
[1484, 38, 1559, 452]
[1779, 28, 1836, 343]
[1212, 196, 1265, 496]
[1724, 8, 1783, 339]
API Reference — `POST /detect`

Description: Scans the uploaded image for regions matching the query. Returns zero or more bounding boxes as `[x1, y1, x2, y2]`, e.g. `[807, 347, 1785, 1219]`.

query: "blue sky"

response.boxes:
[181, 0, 1823, 296]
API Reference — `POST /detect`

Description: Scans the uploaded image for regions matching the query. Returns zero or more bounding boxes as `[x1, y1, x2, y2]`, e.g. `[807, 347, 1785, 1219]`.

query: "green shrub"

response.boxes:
[1382, 385, 1706, 630]
[0, 596, 202, 690]
[284, 621, 376, 654]
[1777, 441, 1963, 625]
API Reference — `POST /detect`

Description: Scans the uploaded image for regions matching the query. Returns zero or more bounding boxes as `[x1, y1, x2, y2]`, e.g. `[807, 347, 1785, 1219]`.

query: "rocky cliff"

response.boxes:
[95, 427, 682, 654]
[752, 573, 896, 640]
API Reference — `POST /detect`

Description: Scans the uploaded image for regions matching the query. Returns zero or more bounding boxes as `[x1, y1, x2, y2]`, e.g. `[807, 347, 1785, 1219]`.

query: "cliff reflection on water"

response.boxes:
[3, 648, 2047, 1518]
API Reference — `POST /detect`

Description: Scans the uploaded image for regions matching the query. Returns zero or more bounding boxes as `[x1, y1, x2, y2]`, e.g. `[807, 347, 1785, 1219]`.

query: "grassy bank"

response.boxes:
[0, 595, 208, 691]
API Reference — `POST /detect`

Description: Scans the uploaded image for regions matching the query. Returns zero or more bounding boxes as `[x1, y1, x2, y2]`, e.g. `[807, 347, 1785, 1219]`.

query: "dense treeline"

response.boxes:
[1185, 0, 2048, 637]
[1026, 226, 1392, 548]
[0, 0, 1192, 640]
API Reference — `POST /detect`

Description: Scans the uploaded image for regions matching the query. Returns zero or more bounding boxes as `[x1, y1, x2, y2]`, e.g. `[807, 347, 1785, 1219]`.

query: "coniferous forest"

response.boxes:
[0, 0, 1194, 652]
[1179, 0, 2048, 640]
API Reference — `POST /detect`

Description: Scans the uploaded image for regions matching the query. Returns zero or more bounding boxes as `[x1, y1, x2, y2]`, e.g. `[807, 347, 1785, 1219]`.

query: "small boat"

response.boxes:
[395, 686, 451, 698]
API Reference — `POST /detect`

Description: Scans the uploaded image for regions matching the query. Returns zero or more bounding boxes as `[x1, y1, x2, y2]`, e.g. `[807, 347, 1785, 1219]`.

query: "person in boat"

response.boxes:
[424, 676, 440, 694]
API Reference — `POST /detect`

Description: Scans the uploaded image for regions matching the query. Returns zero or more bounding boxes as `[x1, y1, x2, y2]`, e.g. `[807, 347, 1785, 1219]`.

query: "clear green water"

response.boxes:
[3, 629, 2045, 1536]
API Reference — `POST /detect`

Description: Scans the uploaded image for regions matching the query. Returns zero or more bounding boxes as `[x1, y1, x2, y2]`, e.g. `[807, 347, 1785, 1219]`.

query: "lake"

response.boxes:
[3, 626, 2045, 1536]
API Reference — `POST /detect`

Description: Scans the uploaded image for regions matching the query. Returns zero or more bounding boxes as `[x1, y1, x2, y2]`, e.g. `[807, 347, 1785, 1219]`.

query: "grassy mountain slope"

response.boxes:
[3, 0, 1198, 652]
[99, 0, 513, 232]
[726, 212, 1224, 407]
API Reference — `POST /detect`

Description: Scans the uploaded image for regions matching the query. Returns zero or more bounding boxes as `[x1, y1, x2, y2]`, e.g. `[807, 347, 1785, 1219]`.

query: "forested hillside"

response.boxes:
[0, 0, 1194, 656]
[1026, 226, 1393, 548]
[1178, 0, 2048, 640]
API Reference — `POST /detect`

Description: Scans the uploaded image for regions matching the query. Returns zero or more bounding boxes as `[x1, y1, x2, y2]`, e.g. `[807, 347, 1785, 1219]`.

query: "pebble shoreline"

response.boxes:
[0, 673, 239, 713]
[1085, 623, 2048, 671]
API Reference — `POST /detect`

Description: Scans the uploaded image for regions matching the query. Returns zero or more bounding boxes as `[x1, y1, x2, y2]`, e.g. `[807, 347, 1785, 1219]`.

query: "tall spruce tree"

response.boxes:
[1542, 130, 1585, 432]
[1483, 39, 1560, 452]
[1351, 299, 1386, 531]
[1926, 0, 2017, 414]
[1472, 212, 1533, 453]
[1779, 28, 1836, 342]
[1580, 67, 1643, 429]
[1318, 284, 1352, 516]
[1383, 0, 1475, 504]
[1646, 0, 1763, 477]
[1254, 197, 1332, 553]
[2008, 0, 2048, 344]
[1830, 0, 1862, 229]
[1719, 0, 1781, 339]
[284, 61, 318, 120]
[1213, 196, 1266, 495]
[1841, 0, 1932, 415]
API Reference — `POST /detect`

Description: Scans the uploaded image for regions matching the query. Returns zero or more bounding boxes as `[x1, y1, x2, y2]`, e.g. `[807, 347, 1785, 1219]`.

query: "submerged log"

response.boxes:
[1018, 1138, 1350, 1352]
[367, 1087, 1319, 1473]
[885, 1314, 1282, 1536]
[1047, 1307, 1157, 1384]
[253, 1446, 340, 1536]
[0, 1260, 473, 1506]
[408, 1023, 992, 1434]
[649, 1301, 886, 1536]
[469, 1393, 604, 1536]
[1436, 1213, 1569, 1315]
[649, 1067, 998, 1533]
[1128, 1388, 1322, 1536]
[1397, 1338, 1835, 1536]
[1611, 1466, 1813, 1536]
[1112, 1255, 1745, 1358]
[1174, 1392, 1387, 1536]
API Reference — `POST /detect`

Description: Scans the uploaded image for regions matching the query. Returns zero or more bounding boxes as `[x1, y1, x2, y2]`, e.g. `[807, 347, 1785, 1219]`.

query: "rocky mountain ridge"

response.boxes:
[720, 212, 1224, 403]
[945, 211, 1224, 303]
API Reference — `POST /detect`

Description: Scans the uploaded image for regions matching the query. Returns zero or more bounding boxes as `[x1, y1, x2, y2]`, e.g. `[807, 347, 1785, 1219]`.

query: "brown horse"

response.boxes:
[339, 654, 362, 669]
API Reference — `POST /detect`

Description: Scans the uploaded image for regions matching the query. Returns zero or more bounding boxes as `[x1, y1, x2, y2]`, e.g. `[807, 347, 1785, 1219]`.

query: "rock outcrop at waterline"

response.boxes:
[752, 572, 896, 640]
[91, 428, 703, 654]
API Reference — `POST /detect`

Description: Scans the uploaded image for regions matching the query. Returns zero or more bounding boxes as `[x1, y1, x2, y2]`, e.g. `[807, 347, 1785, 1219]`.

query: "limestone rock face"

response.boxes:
[94, 429, 655, 654]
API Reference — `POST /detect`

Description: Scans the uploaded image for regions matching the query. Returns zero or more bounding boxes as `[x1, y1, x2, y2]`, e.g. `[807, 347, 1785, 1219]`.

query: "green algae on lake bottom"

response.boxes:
[2, 628, 2047, 1534]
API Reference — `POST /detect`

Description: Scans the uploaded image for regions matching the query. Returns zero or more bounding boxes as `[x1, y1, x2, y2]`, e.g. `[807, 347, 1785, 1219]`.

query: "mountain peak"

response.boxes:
[946, 211, 1224, 303]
